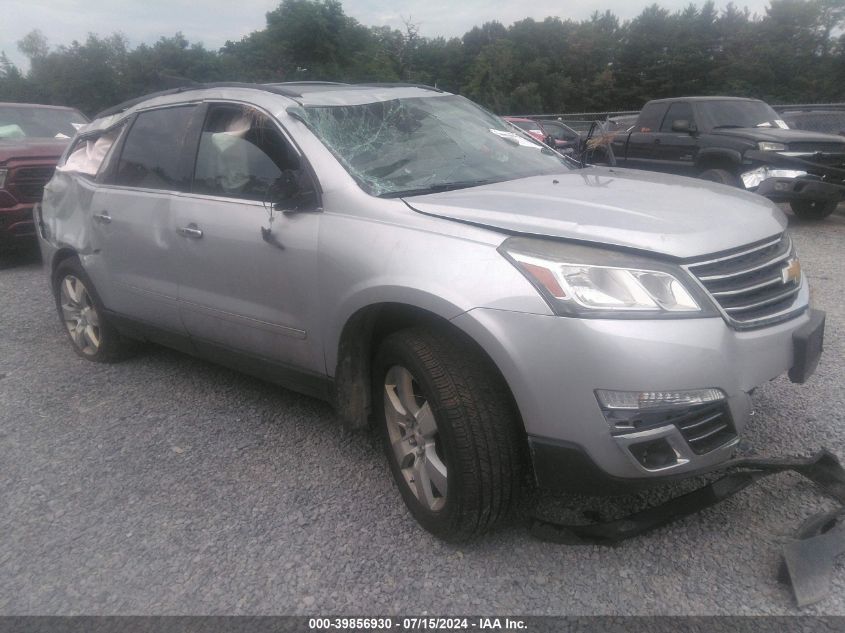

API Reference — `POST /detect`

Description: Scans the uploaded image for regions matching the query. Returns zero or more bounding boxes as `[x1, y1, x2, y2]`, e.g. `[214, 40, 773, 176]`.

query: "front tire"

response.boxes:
[698, 168, 740, 187]
[790, 199, 839, 220]
[373, 326, 524, 542]
[53, 258, 136, 362]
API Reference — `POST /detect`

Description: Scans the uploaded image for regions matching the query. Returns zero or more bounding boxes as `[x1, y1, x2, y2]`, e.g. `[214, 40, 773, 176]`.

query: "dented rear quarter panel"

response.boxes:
[39, 171, 100, 266]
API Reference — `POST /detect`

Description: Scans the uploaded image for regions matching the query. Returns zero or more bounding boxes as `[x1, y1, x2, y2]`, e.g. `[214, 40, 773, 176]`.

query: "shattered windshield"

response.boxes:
[699, 100, 787, 130]
[0, 106, 88, 140]
[300, 95, 572, 197]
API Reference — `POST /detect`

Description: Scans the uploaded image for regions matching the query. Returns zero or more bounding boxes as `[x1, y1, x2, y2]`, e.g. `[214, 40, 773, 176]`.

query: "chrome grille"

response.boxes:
[685, 234, 805, 329]
[787, 142, 845, 153]
[10, 166, 55, 203]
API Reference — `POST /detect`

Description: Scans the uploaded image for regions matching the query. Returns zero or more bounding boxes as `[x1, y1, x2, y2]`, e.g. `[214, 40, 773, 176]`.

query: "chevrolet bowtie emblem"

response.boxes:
[781, 258, 802, 284]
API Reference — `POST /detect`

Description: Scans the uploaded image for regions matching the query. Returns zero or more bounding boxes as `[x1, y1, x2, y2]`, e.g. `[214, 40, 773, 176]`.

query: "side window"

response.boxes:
[660, 102, 694, 132]
[637, 102, 670, 133]
[113, 106, 196, 191]
[546, 123, 575, 141]
[58, 125, 124, 178]
[193, 104, 304, 202]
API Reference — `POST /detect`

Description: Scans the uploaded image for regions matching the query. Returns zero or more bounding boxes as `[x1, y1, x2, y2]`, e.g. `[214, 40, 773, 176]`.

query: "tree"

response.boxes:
[17, 30, 49, 62]
[2, 0, 844, 115]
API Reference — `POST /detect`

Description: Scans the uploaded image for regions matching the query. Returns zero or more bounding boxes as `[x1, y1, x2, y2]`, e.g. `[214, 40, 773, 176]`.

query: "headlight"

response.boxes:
[500, 237, 713, 318]
[741, 166, 807, 189]
[758, 142, 786, 151]
[0, 168, 7, 189]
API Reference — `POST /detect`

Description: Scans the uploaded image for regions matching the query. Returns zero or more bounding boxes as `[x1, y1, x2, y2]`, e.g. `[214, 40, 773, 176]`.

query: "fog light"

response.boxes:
[596, 388, 726, 411]
[628, 438, 678, 469]
[597, 388, 728, 432]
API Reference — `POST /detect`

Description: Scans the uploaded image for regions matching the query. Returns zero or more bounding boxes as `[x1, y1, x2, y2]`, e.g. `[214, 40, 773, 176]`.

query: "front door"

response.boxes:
[172, 102, 323, 374]
[651, 101, 699, 176]
[615, 101, 670, 169]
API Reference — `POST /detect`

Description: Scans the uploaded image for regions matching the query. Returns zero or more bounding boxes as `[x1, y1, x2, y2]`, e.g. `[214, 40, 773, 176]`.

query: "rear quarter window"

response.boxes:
[59, 126, 124, 178]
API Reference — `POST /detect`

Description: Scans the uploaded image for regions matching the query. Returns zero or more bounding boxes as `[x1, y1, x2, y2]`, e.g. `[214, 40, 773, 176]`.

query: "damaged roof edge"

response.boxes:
[94, 82, 307, 119]
[94, 82, 446, 120]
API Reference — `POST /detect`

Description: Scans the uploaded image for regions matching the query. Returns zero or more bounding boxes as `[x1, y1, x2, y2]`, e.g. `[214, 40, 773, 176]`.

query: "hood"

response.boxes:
[713, 127, 845, 146]
[403, 168, 786, 259]
[0, 138, 70, 164]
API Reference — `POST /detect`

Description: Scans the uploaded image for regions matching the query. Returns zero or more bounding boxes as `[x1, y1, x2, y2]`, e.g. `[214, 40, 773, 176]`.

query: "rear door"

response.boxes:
[171, 102, 324, 376]
[88, 105, 197, 335]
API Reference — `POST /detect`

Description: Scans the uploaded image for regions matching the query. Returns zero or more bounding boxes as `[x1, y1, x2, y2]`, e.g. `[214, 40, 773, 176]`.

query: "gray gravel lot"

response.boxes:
[1, 207, 844, 616]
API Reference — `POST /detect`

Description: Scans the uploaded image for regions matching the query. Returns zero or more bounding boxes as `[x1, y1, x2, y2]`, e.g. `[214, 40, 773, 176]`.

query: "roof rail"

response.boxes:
[358, 82, 444, 93]
[94, 81, 447, 120]
[269, 81, 350, 86]
[94, 82, 304, 119]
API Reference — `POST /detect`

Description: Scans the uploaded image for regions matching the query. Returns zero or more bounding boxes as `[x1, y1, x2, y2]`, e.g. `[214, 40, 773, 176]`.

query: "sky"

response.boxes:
[1, 0, 775, 70]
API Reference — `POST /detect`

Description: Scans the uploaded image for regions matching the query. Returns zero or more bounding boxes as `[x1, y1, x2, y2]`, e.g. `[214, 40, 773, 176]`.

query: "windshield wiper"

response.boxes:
[712, 125, 745, 129]
[380, 179, 503, 198]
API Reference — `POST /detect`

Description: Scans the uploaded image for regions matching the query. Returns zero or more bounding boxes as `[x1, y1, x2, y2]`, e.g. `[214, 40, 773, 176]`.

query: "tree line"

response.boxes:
[1, 0, 843, 118]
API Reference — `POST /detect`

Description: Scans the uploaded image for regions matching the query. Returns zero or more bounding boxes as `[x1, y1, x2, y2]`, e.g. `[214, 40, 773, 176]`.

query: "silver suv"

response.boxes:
[36, 83, 825, 541]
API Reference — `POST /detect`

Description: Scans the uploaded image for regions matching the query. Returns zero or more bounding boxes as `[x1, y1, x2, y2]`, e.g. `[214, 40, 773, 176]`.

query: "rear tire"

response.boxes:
[373, 326, 524, 542]
[53, 258, 137, 362]
[698, 168, 740, 187]
[789, 199, 839, 220]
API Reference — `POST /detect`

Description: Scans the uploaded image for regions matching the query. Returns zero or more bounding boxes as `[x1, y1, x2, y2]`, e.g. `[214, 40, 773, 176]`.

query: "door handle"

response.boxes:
[653, 138, 661, 144]
[93, 211, 112, 224]
[178, 224, 204, 239]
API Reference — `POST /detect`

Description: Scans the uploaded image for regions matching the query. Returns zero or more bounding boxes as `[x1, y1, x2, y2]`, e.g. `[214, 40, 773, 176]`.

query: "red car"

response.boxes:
[503, 116, 583, 154]
[503, 116, 549, 144]
[0, 103, 88, 254]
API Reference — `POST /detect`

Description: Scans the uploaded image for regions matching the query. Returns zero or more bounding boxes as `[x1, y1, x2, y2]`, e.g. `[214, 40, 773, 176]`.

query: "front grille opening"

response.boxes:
[686, 234, 805, 329]
[609, 402, 737, 456]
[674, 404, 736, 455]
[10, 166, 55, 203]
[690, 238, 786, 280]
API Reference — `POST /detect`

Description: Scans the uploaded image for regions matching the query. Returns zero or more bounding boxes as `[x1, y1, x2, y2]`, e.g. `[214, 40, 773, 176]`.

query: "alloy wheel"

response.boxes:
[59, 275, 101, 356]
[383, 365, 448, 511]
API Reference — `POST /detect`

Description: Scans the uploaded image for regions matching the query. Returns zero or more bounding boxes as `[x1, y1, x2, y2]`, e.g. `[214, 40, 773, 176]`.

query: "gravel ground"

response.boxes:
[1, 206, 844, 616]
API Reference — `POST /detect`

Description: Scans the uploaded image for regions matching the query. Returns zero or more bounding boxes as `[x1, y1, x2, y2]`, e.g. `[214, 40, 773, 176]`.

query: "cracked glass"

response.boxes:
[300, 95, 573, 197]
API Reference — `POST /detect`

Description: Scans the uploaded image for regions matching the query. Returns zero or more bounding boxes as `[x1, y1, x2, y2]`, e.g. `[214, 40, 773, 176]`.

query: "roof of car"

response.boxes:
[0, 102, 80, 111]
[782, 109, 845, 115]
[95, 82, 447, 118]
[646, 96, 762, 104]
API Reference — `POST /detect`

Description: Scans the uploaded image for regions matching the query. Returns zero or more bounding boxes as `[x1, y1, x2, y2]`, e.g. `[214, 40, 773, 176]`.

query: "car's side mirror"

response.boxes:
[671, 119, 696, 134]
[271, 170, 320, 213]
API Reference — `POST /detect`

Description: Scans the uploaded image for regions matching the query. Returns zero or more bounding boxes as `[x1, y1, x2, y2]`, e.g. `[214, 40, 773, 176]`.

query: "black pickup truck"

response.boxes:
[605, 96, 845, 220]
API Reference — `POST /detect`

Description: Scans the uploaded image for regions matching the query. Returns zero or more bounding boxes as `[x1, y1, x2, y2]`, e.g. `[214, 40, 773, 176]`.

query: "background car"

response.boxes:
[606, 96, 845, 220]
[604, 113, 639, 133]
[0, 102, 88, 254]
[502, 116, 550, 144]
[535, 119, 582, 153]
[780, 109, 845, 138]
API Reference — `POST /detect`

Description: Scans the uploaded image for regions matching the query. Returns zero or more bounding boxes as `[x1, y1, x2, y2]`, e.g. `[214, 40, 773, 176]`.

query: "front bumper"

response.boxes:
[742, 150, 845, 203]
[752, 175, 843, 203]
[452, 304, 822, 488]
[0, 202, 37, 246]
